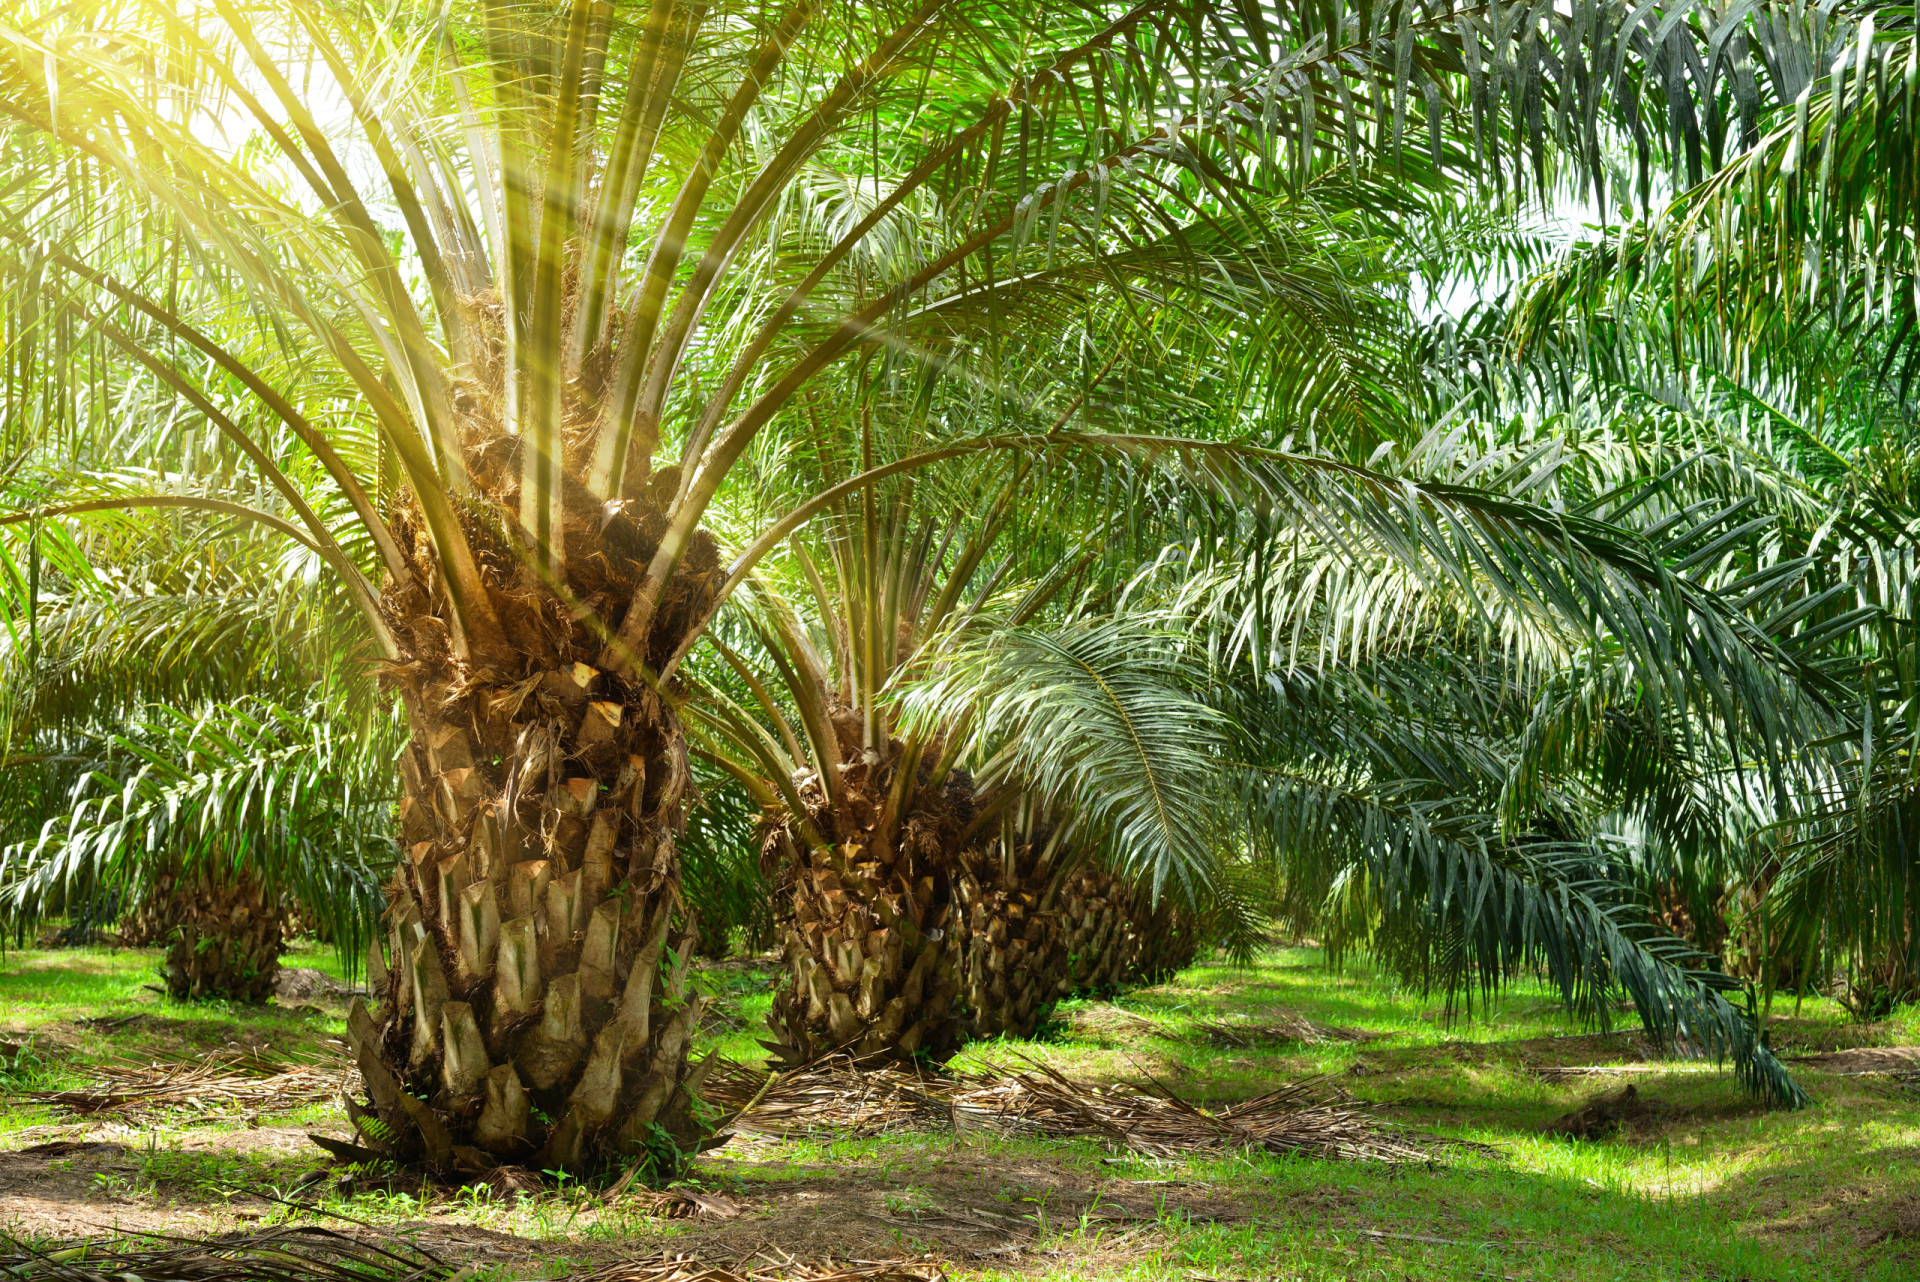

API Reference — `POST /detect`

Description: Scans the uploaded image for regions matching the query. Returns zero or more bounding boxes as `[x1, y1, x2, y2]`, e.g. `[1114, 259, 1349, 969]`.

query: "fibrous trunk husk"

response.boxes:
[1122, 881, 1202, 987]
[953, 838, 1068, 1040]
[342, 494, 727, 1176]
[1050, 866, 1201, 999]
[761, 747, 968, 1066]
[138, 864, 286, 1004]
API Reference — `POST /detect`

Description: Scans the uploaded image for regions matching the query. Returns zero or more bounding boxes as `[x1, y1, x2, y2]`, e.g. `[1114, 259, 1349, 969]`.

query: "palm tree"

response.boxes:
[1499, 248, 1920, 1016]
[909, 470, 1836, 1106]
[1451, 0, 1920, 1014]
[692, 485, 1083, 1061]
[0, 0, 1843, 1173]
[2, 698, 401, 1000]
[0, 467, 395, 998]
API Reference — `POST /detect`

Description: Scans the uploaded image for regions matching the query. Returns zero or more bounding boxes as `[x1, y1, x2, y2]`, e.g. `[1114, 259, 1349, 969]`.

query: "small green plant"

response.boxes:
[451, 1183, 496, 1215]
[91, 1170, 134, 1196]
[0, 1036, 57, 1091]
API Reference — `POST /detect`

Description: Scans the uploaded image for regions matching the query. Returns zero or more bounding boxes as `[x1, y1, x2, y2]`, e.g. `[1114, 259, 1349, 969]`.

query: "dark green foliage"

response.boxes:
[679, 779, 773, 958]
[0, 698, 400, 982]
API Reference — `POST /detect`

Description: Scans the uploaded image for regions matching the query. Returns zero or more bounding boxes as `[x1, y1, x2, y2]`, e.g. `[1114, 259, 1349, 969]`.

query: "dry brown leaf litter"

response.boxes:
[0, 1227, 453, 1282]
[14, 1045, 355, 1119]
[707, 1055, 1488, 1163]
[577, 1256, 946, 1282]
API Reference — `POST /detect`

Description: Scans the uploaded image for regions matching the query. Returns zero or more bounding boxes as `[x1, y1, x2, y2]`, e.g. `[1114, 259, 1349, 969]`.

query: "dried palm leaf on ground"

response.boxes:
[625, 1189, 749, 1219]
[597, 1163, 749, 1218]
[950, 1059, 1490, 1163]
[0, 1227, 454, 1282]
[703, 1056, 955, 1138]
[702, 1056, 1488, 1163]
[15, 1045, 355, 1118]
[1192, 1012, 1372, 1047]
[577, 1256, 946, 1282]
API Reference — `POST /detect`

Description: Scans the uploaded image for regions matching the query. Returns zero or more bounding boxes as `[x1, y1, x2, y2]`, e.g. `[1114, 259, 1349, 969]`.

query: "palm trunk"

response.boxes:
[761, 753, 966, 1065]
[1051, 865, 1133, 999]
[1048, 867, 1203, 1000]
[138, 863, 286, 1003]
[954, 838, 1068, 1040]
[339, 510, 722, 1176]
[1121, 883, 1202, 986]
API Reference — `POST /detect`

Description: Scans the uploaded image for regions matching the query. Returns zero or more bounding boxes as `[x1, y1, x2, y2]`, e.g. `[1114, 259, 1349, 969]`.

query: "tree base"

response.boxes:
[142, 867, 286, 1004]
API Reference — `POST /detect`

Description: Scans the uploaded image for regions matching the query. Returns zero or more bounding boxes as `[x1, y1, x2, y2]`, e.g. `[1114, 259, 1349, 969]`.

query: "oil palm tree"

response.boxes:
[692, 483, 1088, 1061]
[0, 0, 1843, 1175]
[908, 395, 1865, 1106]
[1447, 0, 1920, 1010]
[693, 185, 1403, 1058]
[696, 511, 1216, 1058]
[0, 474, 396, 997]
[1500, 230, 1920, 1016]
[1, 696, 401, 1000]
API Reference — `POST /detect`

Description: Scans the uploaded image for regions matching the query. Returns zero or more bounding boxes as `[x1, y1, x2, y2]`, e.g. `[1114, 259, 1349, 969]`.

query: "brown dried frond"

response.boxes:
[578, 1256, 947, 1282]
[704, 1056, 955, 1139]
[946, 1058, 1482, 1164]
[702, 1055, 1492, 1164]
[15, 1044, 355, 1120]
[0, 1226, 458, 1282]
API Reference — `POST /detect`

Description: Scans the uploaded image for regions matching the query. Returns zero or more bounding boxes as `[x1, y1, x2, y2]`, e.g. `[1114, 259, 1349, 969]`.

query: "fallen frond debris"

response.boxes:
[598, 1168, 749, 1218]
[953, 1060, 1485, 1162]
[0, 1226, 454, 1282]
[15, 1044, 355, 1118]
[577, 1256, 946, 1282]
[1192, 1013, 1373, 1047]
[704, 1057, 952, 1138]
[705, 1056, 1488, 1163]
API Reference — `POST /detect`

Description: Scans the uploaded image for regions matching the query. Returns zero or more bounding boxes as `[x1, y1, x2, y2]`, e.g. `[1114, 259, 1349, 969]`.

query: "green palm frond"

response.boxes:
[900, 617, 1233, 905]
[1248, 756, 1807, 1106]
[0, 697, 402, 973]
[1238, 647, 1807, 1106]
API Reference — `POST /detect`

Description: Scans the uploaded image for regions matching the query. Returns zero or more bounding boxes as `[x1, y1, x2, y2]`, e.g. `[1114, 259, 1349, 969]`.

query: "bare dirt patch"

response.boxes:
[1540, 1085, 1674, 1140]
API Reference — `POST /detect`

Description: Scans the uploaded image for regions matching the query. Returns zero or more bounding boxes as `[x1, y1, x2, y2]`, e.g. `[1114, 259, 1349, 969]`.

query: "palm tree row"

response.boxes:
[0, 0, 1905, 1182]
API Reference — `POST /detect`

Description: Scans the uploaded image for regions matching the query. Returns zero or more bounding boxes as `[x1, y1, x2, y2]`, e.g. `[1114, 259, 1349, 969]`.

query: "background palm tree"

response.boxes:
[0, 443, 396, 997]
[694, 477, 1218, 1058]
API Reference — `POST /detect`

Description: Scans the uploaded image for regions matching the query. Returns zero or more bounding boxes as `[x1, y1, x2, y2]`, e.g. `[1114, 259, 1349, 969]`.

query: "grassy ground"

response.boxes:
[0, 940, 1916, 1280]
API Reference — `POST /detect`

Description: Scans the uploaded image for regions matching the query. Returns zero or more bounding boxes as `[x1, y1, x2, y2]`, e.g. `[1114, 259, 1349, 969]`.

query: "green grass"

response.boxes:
[0, 940, 1915, 1280]
[0, 939, 352, 1141]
